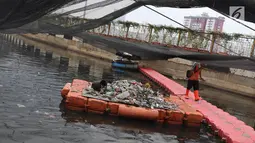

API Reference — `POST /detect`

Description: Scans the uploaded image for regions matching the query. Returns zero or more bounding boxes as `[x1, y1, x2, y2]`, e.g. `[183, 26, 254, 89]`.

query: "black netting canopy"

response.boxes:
[0, 0, 255, 30]
[0, 0, 255, 71]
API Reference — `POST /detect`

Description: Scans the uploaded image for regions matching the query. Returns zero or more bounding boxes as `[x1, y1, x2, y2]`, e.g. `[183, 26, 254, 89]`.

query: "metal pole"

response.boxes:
[210, 34, 216, 53]
[107, 23, 111, 35]
[125, 26, 130, 38]
[83, 0, 88, 23]
[250, 39, 255, 58]
[177, 30, 182, 46]
[148, 27, 152, 42]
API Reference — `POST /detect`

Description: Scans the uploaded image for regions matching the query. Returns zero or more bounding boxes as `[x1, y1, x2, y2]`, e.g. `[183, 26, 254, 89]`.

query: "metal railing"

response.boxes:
[90, 22, 255, 57]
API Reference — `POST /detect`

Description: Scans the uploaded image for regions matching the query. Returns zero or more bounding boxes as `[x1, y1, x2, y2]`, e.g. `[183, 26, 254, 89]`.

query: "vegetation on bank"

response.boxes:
[43, 15, 255, 57]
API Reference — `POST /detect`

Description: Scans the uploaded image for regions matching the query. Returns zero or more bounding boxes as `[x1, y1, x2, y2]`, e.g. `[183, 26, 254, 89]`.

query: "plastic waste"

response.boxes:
[82, 80, 178, 110]
[17, 104, 26, 108]
[144, 83, 151, 88]
[116, 91, 130, 99]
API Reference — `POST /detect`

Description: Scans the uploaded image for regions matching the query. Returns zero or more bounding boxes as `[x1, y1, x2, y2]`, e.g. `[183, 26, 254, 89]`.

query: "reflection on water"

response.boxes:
[0, 35, 218, 143]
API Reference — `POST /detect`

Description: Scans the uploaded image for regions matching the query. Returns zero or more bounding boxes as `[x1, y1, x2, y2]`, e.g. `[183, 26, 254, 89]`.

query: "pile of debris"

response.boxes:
[83, 80, 178, 110]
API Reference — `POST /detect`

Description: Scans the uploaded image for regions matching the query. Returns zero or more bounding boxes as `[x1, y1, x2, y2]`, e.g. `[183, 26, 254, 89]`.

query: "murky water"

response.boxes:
[0, 36, 220, 143]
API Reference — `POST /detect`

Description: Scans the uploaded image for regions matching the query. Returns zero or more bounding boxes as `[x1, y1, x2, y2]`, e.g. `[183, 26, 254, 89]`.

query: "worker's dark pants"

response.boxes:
[187, 80, 199, 91]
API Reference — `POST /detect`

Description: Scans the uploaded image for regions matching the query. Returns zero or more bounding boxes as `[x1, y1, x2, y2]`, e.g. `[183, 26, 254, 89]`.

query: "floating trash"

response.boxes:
[83, 80, 178, 110]
[17, 104, 26, 108]
[49, 115, 55, 118]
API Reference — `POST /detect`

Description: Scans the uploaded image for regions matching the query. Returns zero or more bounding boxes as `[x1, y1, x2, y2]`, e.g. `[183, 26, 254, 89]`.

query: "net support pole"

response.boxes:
[125, 25, 130, 38]
[176, 30, 182, 46]
[107, 23, 111, 35]
[162, 29, 166, 44]
[83, 0, 88, 23]
[148, 27, 152, 42]
[210, 34, 216, 53]
[250, 39, 255, 58]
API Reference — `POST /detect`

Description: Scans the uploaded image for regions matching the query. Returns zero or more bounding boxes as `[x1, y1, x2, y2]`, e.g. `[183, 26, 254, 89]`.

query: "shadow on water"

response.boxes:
[0, 35, 219, 143]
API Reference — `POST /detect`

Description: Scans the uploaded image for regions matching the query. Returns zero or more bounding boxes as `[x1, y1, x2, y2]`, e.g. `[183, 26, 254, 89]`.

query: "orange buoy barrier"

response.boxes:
[166, 110, 185, 125]
[71, 79, 89, 92]
[107, 102, 121, 116]
[165, 96, 184, 105]
[157, 109, 185, 125]
[166, 96, 204, 126]
[164, 96, 202, 126]
[65, 104, 85, 111]
[118, 104, 159, 121]
[87, 98, 108, 114]
[177, 103, 203, 127]
[61, 83, 71, 98]
[140, 67, 255, 142]
[65, 92, 88, 108]
[61, 79, 205, 128]
[157, 109, 166, 123]
[140, 68, 186, 95]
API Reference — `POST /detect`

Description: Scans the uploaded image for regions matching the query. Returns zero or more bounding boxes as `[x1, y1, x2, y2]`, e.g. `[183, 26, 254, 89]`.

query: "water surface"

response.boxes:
[0, 36, 221, 143]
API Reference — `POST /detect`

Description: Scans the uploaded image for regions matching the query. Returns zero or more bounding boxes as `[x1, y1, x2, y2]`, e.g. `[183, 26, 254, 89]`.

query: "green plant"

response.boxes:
[151, 25, 164, 42]
[215, 32, 233, 41]
[127, 21, 140, 28]
[117, 21, 139, 28]
[164, 26, 176, 33]
[162, 29, 168, 43]
[232, 33, 243, 40]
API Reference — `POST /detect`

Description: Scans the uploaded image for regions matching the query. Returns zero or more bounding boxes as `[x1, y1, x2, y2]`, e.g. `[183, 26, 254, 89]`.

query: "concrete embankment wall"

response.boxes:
[15, 33, 117, 62]
[14, 33, 255, 98]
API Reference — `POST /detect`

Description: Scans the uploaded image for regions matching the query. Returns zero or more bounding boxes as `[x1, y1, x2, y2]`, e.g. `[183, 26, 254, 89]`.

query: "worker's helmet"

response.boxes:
[192, 62, 200, 70]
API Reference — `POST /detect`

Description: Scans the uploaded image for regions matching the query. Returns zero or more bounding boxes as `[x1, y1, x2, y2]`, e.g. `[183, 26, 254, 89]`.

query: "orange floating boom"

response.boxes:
[139, 67, 255, 143]
[61, 79, 203, 127]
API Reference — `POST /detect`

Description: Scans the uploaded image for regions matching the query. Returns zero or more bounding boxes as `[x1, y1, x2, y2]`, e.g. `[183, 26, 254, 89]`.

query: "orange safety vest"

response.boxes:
[189, 69, 202, 81]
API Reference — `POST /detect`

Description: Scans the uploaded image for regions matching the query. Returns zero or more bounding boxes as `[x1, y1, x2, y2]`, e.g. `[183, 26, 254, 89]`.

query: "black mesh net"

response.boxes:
[0, 0, 255, 71]
[54, 0, 125, 18]
[0, 0, 75, 30]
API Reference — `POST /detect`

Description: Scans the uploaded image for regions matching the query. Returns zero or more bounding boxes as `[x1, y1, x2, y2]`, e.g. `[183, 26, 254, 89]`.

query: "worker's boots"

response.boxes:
[194, 90, 200, 101]
[185, 89, 190, 99]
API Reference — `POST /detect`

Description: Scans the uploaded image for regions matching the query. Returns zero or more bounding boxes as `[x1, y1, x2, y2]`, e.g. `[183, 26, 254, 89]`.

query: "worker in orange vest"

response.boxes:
[185, 63, 205, 101]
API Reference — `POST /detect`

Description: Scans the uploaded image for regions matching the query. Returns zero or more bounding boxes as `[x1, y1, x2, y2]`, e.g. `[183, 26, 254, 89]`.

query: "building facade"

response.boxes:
[184, 13, 225, 33]
[184, 13, 225, 53]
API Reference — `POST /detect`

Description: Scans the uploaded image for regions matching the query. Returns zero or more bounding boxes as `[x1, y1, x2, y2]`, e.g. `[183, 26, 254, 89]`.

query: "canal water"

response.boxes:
[1, 35, 253, 143]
